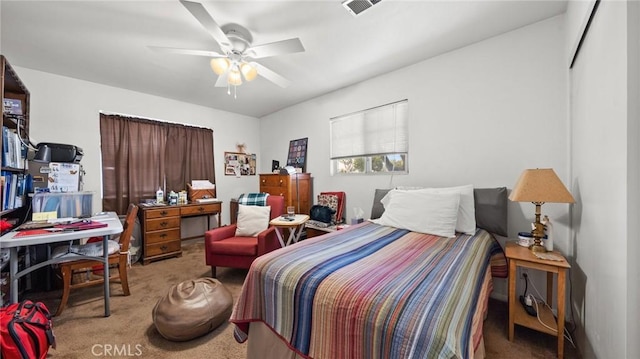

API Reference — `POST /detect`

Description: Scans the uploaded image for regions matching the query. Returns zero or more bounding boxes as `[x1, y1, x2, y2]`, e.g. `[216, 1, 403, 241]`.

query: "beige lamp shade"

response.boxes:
[240, 62, 258, 82]
[210, 58, 230, 75]
[227, 68, 243, 86]
[509, 168, 575, 203]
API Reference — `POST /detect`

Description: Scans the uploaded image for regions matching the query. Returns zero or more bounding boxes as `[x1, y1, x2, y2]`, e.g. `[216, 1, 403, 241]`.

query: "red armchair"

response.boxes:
[204, 195, 284, 277]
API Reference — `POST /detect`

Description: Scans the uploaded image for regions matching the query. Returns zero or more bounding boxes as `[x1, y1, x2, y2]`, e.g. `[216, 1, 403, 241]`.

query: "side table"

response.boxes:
[505, 241, 571, 359]
[269, 214, 310, 247]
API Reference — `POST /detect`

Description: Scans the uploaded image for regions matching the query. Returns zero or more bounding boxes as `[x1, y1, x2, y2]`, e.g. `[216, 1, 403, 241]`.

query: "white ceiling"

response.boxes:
[1, 0, 567, 118]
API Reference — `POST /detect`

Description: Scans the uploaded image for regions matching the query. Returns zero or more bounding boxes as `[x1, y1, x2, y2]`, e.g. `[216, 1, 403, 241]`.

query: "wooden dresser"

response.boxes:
[259, 173, 312, 215]
[141, 207, 182, 265]
[139, 201, 222, 265]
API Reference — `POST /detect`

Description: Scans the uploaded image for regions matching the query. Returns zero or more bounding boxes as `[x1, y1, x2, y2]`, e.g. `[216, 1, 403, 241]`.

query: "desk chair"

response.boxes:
[54, 203, 138, 316]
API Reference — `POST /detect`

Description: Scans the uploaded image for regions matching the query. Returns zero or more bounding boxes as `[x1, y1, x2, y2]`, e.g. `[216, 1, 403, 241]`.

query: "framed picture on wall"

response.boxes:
[286, 137, 308, 173]
[224, 152, 256, 176]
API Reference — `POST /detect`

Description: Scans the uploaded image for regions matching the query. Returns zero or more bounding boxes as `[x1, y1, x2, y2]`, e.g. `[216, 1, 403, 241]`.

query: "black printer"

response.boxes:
[34, 143, 83, 163]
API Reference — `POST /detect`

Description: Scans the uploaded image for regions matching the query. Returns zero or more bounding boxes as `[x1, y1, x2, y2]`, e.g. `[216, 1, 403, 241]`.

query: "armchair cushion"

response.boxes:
[235, 205, 271, 237]
[208, 237, 258, 256]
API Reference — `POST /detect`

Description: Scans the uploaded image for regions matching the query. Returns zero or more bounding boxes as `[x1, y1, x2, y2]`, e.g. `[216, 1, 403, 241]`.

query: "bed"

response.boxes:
[230, 186, 508, 359]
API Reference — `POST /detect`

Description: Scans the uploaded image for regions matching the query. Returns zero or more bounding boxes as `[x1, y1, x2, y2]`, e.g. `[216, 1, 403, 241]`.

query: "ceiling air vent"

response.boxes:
[342, 0, 382, 17]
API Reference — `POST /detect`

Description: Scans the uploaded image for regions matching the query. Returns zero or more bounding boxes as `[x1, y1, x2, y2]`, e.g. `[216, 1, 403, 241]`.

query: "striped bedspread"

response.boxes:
[231, 222, 506, 359]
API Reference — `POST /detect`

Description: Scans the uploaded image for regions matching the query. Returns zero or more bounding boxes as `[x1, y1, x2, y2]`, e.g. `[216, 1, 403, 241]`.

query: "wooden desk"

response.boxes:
[140, 201, 222, 265]
[506, 241, 570, 359]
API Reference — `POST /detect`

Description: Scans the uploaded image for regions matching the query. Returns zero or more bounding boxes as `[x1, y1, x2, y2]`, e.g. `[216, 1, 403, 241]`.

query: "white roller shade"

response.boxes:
[330, 100, 408, 159]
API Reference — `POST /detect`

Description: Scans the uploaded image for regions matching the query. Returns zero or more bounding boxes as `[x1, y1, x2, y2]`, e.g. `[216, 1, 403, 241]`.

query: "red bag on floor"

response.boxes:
[0, 300, 56, 359]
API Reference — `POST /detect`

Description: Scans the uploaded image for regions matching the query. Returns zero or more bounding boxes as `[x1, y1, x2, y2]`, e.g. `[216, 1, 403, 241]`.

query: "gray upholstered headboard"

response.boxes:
[370, 187, 508, 237]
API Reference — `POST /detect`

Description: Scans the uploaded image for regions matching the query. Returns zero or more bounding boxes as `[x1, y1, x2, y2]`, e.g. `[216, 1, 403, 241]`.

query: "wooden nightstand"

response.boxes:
[505, 241, 571, 359]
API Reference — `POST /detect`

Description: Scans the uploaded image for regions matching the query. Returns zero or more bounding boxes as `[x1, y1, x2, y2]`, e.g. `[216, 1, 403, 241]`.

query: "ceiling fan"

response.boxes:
[150, 0, 305, 95]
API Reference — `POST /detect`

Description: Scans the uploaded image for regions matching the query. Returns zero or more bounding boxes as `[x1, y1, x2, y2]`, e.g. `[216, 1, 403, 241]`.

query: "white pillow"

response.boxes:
[381, 185, 476, 234]
[235, 205, 271, 237]
[372, 190, 460, 237]
[428, 185, 476, 234]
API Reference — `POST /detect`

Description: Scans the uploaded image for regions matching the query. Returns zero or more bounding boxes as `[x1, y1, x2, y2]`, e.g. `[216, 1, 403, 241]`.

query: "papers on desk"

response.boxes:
[196, 198, 218, 203]
[14, 221, 107, 237]
[190, 180, 215, 189]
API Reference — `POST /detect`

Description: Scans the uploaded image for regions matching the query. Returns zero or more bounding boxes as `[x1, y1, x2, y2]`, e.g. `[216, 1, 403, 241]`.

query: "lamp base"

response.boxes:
[529, 243, 547, 253]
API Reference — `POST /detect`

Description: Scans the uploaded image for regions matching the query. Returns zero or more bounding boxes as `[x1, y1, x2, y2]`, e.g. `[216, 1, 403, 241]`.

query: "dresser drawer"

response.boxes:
[181, 203, 220, 216]
[145, 228, 181, 244]
[145, 240, 181, 257]
[260, 175, 286, 187]
[261, 186, 287, 198]
[145, 217, 180, 231]
[145, 207, 181, 219]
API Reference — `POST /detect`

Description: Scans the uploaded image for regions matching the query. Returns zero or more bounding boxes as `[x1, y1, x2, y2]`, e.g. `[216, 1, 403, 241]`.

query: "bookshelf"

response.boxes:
[1, 55, 31, 227]
[1, 56, 31, 304]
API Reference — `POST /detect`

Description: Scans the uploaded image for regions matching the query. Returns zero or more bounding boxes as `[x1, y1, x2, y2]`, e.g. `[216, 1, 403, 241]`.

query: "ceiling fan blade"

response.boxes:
[148, 46, 226, 58]
[215, 70, 230, 87]
[179, 0, 232, 52]
[253, 63, 292, 88]
[247, 38, 305, 59]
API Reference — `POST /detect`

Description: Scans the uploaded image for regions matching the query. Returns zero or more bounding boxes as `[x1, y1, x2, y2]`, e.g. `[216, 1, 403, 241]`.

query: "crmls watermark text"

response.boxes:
[91, 344, 144, 357]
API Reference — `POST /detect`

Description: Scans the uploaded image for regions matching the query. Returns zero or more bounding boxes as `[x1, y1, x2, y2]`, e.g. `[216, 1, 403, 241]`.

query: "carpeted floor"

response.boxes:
[28, 239, 580, 358]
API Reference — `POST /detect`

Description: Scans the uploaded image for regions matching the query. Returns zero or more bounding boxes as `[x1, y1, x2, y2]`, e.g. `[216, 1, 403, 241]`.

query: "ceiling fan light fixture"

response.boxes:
[210, 58, 230, 75]
[228, 68, 243, 86]
[240, 62, 258, 82]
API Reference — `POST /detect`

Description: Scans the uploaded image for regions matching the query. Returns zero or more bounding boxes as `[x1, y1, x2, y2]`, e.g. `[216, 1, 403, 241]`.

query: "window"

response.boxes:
[100, 113, 215, 214]
[330, 100, 408, 175]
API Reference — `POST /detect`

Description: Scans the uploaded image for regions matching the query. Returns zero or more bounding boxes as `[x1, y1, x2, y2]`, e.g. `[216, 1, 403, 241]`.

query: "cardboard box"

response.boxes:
[187, 184, 216, 201]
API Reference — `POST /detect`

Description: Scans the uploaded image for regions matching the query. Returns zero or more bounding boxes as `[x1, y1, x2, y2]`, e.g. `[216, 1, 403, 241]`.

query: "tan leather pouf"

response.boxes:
[152, 278, 233, 341]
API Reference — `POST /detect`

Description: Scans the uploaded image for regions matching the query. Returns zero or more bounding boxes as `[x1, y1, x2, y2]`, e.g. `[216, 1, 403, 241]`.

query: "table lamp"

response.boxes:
[509, 168, 575, 252]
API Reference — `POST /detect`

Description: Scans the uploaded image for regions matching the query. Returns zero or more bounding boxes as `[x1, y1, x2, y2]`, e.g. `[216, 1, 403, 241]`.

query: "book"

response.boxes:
[14, 229, 52, 237]
[53, 220, 107, 231]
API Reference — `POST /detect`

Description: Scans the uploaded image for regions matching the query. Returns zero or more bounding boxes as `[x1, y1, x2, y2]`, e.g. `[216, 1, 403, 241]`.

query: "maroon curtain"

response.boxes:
[100, 114, 215, 214]
[165, 125, 188, 193]
[184, 126, 215, 190]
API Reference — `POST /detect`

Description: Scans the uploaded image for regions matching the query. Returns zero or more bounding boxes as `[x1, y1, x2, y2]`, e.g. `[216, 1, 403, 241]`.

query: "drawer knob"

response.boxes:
[262, 179, 265, 183]
[279, 180, 283, 184]
[160, 210, 168, 216]
[160, 221, 168, 227]
[160, 233, 167, 238]
[198, 207, 205, 212]
[160, 245, 168, 251]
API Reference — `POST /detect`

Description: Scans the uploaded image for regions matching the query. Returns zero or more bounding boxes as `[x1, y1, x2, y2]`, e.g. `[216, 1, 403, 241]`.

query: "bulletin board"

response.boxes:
[286, 137, 308, 173]
[224, 152, 256, 176]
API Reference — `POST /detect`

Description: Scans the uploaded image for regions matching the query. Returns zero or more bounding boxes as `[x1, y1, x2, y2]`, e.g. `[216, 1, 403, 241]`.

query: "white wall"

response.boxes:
[15, 67, 261, 226]
[260, 16, 569, 300]
[627, 3, 640, 358]
[567, 0, 637, 358]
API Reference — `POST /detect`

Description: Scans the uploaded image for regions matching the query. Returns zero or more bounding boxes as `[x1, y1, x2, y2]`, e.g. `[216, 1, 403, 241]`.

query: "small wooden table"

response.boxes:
[270, 214, 309, 247]
[505, 241, 570, 359]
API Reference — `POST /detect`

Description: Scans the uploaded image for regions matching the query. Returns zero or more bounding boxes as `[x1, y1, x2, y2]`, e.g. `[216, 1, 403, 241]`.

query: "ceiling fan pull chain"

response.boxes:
[234, 85, 237, 99]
